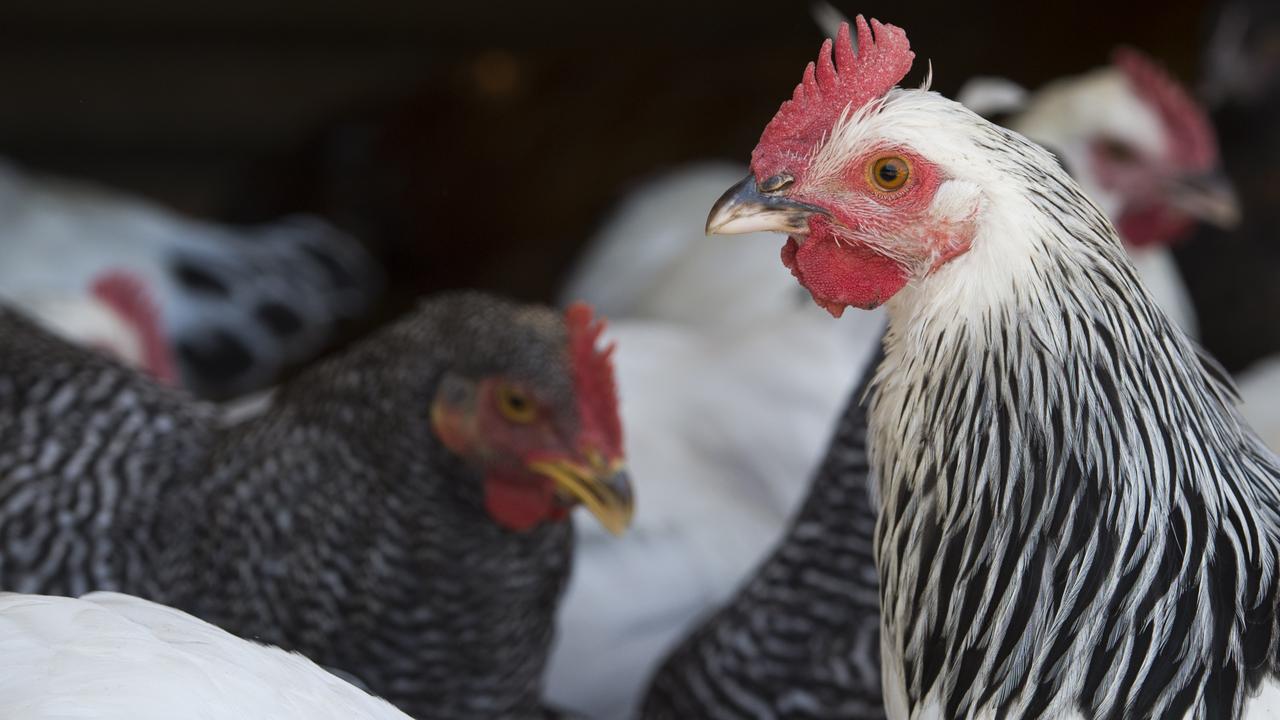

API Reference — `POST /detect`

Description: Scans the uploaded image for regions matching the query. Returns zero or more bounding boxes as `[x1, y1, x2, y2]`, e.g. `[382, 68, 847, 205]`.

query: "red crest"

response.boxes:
[90, 270, 179, 385]
[1112, 47, 1217, 172]
[752, 16, 915, 181]
[565, 302, 622, 458]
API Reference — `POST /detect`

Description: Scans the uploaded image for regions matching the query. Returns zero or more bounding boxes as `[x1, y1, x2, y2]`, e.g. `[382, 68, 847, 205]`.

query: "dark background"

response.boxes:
[9, 0, 1272, 369]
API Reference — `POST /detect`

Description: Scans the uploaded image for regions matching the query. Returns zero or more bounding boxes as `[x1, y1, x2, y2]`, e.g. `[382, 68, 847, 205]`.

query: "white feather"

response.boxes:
[6, 293, 145, 368]
[0, 592, 409, 720]
[1236, 356, 1280, 453]
[1245, 678, 1280, 718]
[955, 76, 1030, 117]
[0, 159, 376, 394]
[983, 66, 1198, 336]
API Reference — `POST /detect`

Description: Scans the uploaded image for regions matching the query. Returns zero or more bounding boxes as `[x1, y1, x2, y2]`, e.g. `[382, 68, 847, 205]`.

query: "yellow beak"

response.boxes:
[527, 456, 634, 536]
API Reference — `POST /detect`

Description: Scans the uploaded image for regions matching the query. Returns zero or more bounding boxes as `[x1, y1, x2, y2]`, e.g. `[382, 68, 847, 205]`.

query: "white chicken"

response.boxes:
[956, 47, 1240, 337]
[0, 592, 409, 720]
[0, 159, 381, 399]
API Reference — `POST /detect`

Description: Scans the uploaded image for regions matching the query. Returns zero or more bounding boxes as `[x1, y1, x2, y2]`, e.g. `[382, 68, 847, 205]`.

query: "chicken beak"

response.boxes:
[527, 455, 634, 536]
[706, 173, 829, 235]
[1164, 171, 1242, 230]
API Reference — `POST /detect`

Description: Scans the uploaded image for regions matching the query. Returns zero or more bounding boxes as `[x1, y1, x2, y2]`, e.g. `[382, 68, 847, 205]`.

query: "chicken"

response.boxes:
[555, 30, 1238, 718]
[547, 163, 883, 716]
[706, 16, 1280, 717]
[7, 273, 173, 384]
[0, 592, 410, 720]
[0, 159, 382, 398]
[0, 292, 632, 720]
[629, 22, 1247, 720]
[956, 47, 1240, 337]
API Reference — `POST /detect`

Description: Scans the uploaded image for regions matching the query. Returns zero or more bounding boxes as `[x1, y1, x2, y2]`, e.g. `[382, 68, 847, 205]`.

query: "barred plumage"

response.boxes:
[0, 293, 604, 720]
[0, 313, 215, 597]
[640, 342, 885, 720]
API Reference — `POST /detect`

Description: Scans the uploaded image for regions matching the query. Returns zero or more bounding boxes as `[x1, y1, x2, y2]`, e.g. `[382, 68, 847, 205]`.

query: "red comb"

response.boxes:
[565, 302, 622, 458]
[1112, 47, 1217, 172]
[752, 16, 914, 179]
[91, 270, 179, 385]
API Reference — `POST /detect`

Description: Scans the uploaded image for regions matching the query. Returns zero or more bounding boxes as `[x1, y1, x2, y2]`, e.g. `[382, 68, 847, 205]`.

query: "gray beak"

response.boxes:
[1164, 171, 1242, 230]
[705, 174, 829, 236]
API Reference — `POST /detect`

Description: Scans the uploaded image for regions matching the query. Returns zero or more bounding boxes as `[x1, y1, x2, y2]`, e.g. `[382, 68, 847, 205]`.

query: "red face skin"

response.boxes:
[90, 271, 180, 385]
[766, 146, 973, 315]
[1089, 140, 1195, 249]
[431, 376, 596, 532]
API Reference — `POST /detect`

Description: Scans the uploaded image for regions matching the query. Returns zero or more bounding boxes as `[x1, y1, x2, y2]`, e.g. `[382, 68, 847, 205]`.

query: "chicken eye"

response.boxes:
[496, 384, 537, 423]
[759, 173, 794, 193]
[1098, 138, 1138, 164]
[870, 156, 910, 191]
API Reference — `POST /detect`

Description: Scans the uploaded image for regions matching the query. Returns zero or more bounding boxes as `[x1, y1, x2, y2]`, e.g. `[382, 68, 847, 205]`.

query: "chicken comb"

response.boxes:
[90, 270, 179, 385]
[752, 16, 915, 179]
[1112, 47, 1217, 172]
[565, 302, 623, 458]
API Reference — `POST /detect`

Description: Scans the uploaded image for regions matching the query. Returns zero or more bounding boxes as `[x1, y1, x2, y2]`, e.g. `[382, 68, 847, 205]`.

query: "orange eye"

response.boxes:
[869, 156, 910, 191]
[496, 384, 537, 424]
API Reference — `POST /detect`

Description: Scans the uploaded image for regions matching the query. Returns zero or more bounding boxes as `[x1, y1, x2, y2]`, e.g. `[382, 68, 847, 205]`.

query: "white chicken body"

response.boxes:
[0, 592, 409, 720]
[0, 160, 380, 397]
[7, 292, 147, 369]
[1236, 357, 1280, 453]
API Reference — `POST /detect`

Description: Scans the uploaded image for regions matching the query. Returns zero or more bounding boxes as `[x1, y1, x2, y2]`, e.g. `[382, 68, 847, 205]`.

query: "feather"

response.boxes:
[0, 159, 382, 398]
[0, 592, 410, 720]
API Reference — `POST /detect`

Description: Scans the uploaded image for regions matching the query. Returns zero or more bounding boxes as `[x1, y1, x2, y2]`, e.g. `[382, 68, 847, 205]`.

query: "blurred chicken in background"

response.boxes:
[0, 160, 382, 399]
[956, 48, 1240, 339]
[1182, 0, 1280, 451]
